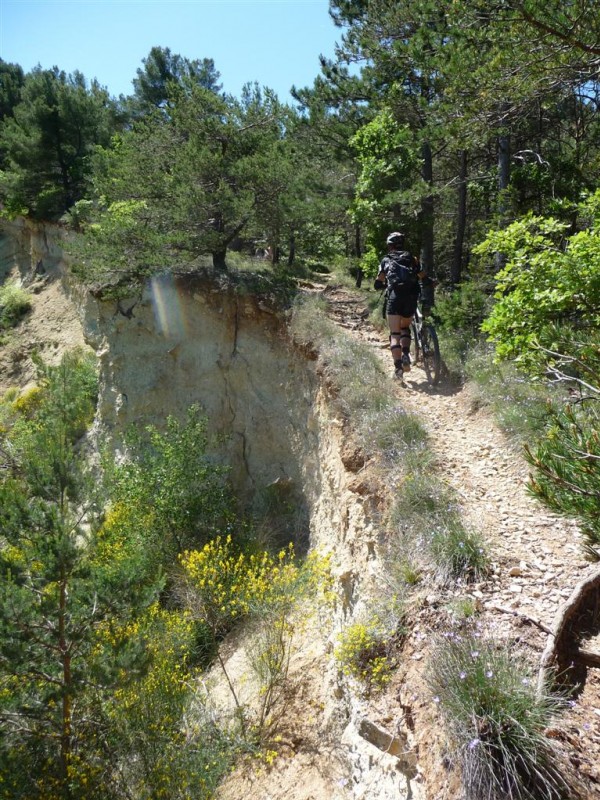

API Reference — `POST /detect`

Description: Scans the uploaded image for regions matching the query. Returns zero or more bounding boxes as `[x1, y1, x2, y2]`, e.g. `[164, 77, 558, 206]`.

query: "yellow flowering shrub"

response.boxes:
[11, 385, 44, 417]
[180, 536, 301, 635]
[335, 620, 392, 691]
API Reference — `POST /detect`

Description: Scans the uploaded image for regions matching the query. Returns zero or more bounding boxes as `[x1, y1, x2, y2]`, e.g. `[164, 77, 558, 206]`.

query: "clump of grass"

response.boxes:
[465, 344, 556, 443]
[428, 519, 489, 584]
[290, 295, 427, 462]
[391, 474, 489, 584]
[0, 283, 32, 330]
[428, 633, 572, 800]
[447, 596, 480, 622]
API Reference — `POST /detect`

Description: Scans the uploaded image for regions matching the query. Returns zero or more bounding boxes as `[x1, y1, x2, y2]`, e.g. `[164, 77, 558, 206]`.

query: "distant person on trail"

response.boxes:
[374, 231, 425, 378]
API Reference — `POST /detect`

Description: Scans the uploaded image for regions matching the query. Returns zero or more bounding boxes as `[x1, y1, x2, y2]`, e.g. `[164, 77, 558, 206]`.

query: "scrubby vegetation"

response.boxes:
[0, 282, 32, 330]
[0, 352, 330, 797]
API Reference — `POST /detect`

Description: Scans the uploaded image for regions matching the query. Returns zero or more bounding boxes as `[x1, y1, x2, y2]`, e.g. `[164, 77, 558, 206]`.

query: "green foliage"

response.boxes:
[130, 46, 221, 112]
[101, 604, 236, 800]
[0, 282, 32, 329]
[0, 66, 119, 219]
[335, 617, 394, 693]
[0, 359, 248, 798]
[524, 337, 600, 559]
[0, 352, 120, 798]
[428, 632, 571, 800]
[435, 283, 491, 342]
[350, 108, 420, 239]
[476, 207, 600, 367]
[472, 199, 600, 558]
[74, 82, 291, 278]
[103, 405, 234, 573]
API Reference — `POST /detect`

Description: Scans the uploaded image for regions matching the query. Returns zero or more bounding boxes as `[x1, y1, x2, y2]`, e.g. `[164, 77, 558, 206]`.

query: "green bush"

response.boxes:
[428, 633, 571, 800]
[0, 282, 32, 329]
[475, 204, 600, 369]
[103, 405, 235, 571]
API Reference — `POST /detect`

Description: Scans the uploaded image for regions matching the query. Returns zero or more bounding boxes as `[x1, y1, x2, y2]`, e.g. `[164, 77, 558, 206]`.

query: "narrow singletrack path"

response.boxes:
[323, 283, 600, 792]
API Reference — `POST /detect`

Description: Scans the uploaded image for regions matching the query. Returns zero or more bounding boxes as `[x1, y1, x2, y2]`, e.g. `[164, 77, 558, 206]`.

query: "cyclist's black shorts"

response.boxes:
[385, 285, 419, 318]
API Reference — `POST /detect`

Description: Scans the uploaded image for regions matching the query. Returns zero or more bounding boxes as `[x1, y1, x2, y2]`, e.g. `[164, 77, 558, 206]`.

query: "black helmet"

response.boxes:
[386, 231, 405, 246]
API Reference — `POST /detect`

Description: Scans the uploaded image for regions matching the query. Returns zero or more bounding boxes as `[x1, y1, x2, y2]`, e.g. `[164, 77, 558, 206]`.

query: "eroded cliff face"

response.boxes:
[84, 274, 321, 512]
[83, 274, 419, 800]
[0, 218, 87, 392]
[1, 219, 421, 799]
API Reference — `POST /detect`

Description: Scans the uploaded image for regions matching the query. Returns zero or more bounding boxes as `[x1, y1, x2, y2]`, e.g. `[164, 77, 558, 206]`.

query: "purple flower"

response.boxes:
[485, 670, 493, 678]
[468, 738, 481, 750]
[460, 671, 467, 680]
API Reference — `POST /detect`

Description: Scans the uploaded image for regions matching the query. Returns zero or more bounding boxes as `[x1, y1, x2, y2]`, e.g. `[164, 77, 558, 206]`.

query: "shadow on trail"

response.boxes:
[399, 371, 463, 398]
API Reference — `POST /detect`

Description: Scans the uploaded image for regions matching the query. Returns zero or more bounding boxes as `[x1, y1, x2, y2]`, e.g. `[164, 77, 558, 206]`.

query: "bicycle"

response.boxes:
[411, 303, 441, 385]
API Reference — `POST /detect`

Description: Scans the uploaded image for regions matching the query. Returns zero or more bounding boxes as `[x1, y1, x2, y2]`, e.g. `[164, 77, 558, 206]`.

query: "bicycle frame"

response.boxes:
[411, 303, 441, 385]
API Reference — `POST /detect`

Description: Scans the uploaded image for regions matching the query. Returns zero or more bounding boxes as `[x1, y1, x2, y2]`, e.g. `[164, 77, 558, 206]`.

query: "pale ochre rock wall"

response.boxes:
[0, 217, 67, 280]
[84, 272, 323, 506]
[1, 217, 420, 797]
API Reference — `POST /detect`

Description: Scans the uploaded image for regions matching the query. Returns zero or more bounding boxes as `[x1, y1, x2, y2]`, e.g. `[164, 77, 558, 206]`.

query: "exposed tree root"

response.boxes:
[537, 564, 600, 695]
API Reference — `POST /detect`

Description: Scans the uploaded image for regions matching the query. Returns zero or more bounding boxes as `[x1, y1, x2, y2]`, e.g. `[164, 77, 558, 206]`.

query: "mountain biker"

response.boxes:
[374, 231, 425, 378]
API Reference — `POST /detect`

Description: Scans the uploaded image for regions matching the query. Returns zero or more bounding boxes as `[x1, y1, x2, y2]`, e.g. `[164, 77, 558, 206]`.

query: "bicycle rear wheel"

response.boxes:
[422, 324, 441, 385]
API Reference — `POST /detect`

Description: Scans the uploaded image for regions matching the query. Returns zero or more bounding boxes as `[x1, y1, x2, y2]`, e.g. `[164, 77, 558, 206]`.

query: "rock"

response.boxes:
[357, 717, 417, 777]
[509, 566, 524, 577]
[341, 446, 366, 473]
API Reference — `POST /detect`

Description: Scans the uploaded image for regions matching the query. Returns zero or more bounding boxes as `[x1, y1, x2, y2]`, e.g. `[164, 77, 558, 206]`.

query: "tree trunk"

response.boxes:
[287, 233, 295, 266]
[495, 122, 511, 272]
[355, 224, 362, 258]
[419, 140, 435, 278]
[451, 149, 468, 286]
[59, 571, 72, 797]
[212, 249, 227, 270]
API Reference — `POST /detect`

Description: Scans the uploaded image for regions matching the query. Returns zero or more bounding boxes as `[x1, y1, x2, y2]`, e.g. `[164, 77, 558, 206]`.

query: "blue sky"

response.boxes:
[0, 0, 345, 101]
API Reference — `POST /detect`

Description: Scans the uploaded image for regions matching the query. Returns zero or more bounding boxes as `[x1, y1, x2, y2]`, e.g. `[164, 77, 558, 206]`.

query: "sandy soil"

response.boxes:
[0, 270, 87, 394]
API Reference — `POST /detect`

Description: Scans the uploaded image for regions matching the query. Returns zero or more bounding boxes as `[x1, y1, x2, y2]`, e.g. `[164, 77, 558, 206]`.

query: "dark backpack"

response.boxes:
[385, 251, 418, 288]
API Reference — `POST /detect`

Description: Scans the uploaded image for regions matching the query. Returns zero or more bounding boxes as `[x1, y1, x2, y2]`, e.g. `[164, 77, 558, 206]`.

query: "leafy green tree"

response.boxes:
[130, 45, 221, 112]
[0, 352, 113, 796]
[350, 107, 421, 271]
[476, 206, 600, 365]
[77, 81, 288, 275]
[0, 67, 119, 219]
[0, 59, 24, 125]
[477, 194, 600, 558]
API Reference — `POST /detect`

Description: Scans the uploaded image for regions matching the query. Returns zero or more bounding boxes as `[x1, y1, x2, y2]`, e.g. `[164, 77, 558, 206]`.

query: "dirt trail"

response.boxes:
[323, 283, 600, 793]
